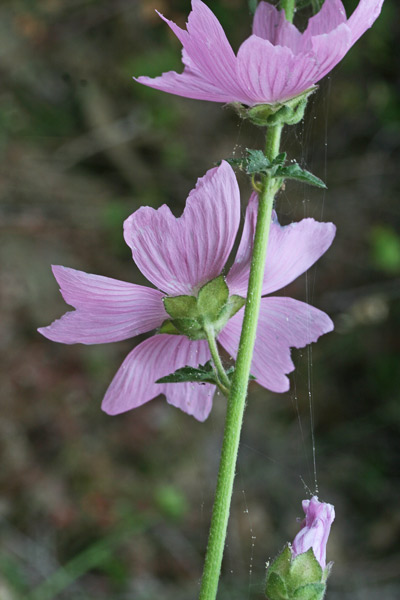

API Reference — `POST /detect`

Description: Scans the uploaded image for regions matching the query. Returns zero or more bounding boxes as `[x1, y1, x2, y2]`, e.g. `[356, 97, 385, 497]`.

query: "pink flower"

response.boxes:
[136, 0, 384, 106]
[39, 161, 335, 421]
[292, 496, 335, 569]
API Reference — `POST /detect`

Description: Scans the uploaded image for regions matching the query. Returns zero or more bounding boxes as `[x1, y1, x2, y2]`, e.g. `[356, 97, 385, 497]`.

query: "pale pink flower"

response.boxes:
[39, 162, 335, 421]
[292, 496, 335, 568]
[136, 0, 384, 106]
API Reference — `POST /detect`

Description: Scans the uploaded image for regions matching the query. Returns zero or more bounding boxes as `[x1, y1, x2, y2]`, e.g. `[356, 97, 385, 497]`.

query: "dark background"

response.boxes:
[0, 0, 399, 598]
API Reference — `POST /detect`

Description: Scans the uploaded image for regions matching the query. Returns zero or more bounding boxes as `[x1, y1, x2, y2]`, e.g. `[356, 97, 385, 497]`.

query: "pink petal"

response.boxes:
[124, 161, 240, 296]
[292, 496, 335, 569]
[102, 334, 214, 422]
[38, 266, 167, 344]
[182, 0, 239, 92]
[136, 0, 250, 104]
[304, 0, 347, 37]
[252, 2, 303, 53]
[135, 70, 239, 103]
[219, 297, 333, 393]
[226, 194, 336, 297]
[310, 24, 353, 84]
[236, 35, 317, 105]
[347, 0, 384, 45]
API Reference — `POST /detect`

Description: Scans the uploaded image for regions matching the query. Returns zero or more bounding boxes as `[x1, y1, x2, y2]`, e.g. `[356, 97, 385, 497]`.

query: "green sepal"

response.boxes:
[170, 318, 204, 340]
[265, 572, 289, 600]
[232, 87, 316, 128]
[293, 583, 326, 600]
[163, 295, 199, 319]
[267, 545, 292, 579]
[275, 163, 327, 189]
[197, 276, 229, 323]
[289, 549, 323, 588]
[159, 319, 181, 335]
[161, 276, 246, 340]
[156, 361, 217, 385]
[265, 547, 328, 600]
[322, 562, 333, 584]
[216, 295, 245, 328]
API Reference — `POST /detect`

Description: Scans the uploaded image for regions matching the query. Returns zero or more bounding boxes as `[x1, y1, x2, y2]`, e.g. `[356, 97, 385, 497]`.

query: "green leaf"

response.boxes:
[273, 152, 287, 166]
[293, 583, 326, 600]
[246, 148, 272, 173]
[265, 572, 289, 600]
[163, 294, 198, 319]
[197, 276, 229, 323]
[156, 361, 217, 385]
[226, 157, 245, 169]
[289, 549, 323, 589]
[276, 163, 327, 188]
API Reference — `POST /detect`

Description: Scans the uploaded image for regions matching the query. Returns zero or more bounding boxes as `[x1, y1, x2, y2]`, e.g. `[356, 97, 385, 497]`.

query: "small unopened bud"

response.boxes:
[265, 497, 334, 600]
[292, 496, 335, 569]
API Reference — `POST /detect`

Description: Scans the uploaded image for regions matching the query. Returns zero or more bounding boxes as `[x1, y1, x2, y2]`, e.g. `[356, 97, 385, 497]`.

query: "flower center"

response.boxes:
[159, 275, 245, 340]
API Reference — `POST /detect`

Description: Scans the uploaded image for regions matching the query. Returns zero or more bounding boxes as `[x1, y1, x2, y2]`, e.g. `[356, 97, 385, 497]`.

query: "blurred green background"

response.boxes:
[0, 0, 399, 598]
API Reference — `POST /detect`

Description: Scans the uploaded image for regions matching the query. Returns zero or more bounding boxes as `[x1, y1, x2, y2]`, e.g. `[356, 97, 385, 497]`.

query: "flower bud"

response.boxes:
[292, 496, 335, 569]
[265, 497, 334, 600]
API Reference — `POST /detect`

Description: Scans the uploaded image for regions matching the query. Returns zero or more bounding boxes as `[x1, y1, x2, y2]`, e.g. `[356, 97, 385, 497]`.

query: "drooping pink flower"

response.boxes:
[292, 496, 335, 569]
[39, 161, 335, 421]
[135, 0, 384, 106]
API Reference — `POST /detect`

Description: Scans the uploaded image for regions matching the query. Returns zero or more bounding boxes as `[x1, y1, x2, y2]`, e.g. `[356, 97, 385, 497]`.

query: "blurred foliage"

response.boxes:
[0, 0, 399, 599]
[370, 225, 400, 274]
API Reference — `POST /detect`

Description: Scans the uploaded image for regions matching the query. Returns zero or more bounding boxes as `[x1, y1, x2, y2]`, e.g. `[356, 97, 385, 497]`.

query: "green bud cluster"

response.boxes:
[160, 276, 245, 340]
[265, 546, 331, 600]
[232, 87, 316, 127]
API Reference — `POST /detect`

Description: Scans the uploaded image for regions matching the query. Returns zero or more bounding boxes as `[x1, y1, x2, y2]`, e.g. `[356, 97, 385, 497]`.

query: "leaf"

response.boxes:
[156, 361, 218, 385]
[156, 362, 256, 386]
[226, 157, 245, 169]
[273, 152, 287, 166]
[276, 163, 327, 188]
[246, 148, 272, 174]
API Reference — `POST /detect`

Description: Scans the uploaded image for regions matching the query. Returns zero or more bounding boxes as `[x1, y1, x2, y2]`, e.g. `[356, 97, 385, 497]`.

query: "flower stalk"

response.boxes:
[198, 124, 284, 600]
[281, 0, 296, 22]
[204, 326, 231, 395]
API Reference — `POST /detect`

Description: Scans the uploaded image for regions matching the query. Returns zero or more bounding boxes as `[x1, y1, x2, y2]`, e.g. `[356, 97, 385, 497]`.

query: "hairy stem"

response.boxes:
[281, 0, 296, 22]
[205, 326, 231, 394]
[198, 125, 283, 600]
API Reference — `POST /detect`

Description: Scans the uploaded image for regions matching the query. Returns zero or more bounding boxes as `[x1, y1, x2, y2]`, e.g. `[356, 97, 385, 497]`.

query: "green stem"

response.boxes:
[198, 124, 283, 600]
[205, 326, 231, 393]
[281, 0, 296, 22]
